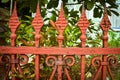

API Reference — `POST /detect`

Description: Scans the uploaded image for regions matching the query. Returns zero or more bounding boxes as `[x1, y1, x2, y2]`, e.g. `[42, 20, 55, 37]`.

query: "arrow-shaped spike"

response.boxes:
[32, 2, 44, 31]
[100, 4, 111, 31]
[77, 2, 90, 30]
[9, 2, 20, 30]
[55, 3, 67, 34]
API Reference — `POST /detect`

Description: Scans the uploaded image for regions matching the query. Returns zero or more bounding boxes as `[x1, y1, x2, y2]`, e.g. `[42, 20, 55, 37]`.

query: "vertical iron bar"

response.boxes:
[11, 55, 15, 80]
[102, 55, 107, 80]
[58, 55, 63, 80]
[32, 2, 44, 80]
[77, 2, 90, 80]
[102, 32, 108, 80]
[100, 3, 111, 80]
[81, 33, 86, 80]
[57, 35, 64, 80]
[35, 31, 40, 80]
[34, 31, 40, 80]
[81, 55, 85, 80]
[55, 3, 67, 80]
[35, 55, 40, 80]
[9, 2, 20, 80]
[80, 32, 86, 80]
[11, 30, 16, 80]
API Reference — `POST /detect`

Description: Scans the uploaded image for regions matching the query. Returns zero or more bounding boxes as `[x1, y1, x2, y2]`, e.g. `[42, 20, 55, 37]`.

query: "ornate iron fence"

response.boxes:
[0, 1, 120, 80]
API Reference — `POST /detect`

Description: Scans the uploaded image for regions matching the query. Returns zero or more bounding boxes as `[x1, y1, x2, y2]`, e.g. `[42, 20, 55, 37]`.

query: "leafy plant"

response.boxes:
[0, 8, 10, 45]
[16, 16, 35, 46]
[108, 30, 120, 47]
[1, 0, 119, 18]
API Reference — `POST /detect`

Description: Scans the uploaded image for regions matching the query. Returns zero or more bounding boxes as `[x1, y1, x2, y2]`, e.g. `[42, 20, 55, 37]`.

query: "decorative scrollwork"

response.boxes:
[91, 57, 102, 67]
[19, 54, 29, 65]
[64, 56, 75, 67]
[45, 55, 75, 80]
[107, 55, 118, 67]
[91, 55, 118, 80]
[0, 55, 11, 80]
[0, 55, 10, 64]
[46, 56, 57, 67]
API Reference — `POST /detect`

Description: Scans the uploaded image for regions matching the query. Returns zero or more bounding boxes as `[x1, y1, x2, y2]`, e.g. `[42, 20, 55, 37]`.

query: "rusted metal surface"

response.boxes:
[0, 1, 120, 80]
[46, 3, 74, 80]
[32, 2, 44, 80]
[92, 55, 118, 80]
[0, 54, 29, 80]
[0, 55, 10, 80]
[9, 2, 20, 80]
[0, 46, 120, 55]
[55, 3, 67, 80]
[77, 2, 90, 80]
[46, 55, 75, 80]
[101, 4, 111, 80]
[91, 4, 118, 80]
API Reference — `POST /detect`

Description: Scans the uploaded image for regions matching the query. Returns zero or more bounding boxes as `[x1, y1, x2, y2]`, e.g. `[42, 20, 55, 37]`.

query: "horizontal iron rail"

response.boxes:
[0, 46, 120, 55]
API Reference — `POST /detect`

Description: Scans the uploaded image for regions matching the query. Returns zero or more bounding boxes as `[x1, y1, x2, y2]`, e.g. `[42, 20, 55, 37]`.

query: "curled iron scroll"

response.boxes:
[46, 56, 57, 67]
[0, 55, 11, 80]
[64, 56, 75, 67]
[0, 55, 10, 64]
[91, 57, 102, 67]
[19, 54, 29, 65]
[107, 55, 118, 67]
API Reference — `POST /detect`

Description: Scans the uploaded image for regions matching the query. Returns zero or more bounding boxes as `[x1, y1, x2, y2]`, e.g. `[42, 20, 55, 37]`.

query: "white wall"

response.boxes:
[110, 0, 120, 31]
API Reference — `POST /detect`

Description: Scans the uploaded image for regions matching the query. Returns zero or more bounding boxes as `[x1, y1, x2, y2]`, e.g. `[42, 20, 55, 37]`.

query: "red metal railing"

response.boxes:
[0, 1, 120, 80]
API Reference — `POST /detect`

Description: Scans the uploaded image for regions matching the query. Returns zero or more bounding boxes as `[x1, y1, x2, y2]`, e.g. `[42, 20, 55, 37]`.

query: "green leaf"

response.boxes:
[29, 73, 35, 78]
[30, 0, 37, 13]
[41, 8, 46, 17]
[93, 7, 99, 18]
[50, 14, 56, 21]
[107, 10, 112, 16]
[86, 1, 94, 10]
[1, 0, 9, 3]
[51, 10, 58, 16]
[47, 0, 59, 9]
[110, 9, 119, 16]
[62, 0, 68, 3]
[64, 7, 69, 15]
[47, 1, 52, 9]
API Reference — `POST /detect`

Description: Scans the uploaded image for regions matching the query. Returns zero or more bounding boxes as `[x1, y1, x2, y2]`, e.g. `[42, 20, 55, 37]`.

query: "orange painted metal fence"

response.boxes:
[0, 1, 120, 80]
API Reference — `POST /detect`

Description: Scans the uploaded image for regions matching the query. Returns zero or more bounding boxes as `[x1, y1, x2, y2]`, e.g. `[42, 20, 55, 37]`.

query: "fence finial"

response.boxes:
[82, 1, 85, 13]
[9, 1, 20, 30]
[9, 1, 20, 46]
[55, 2, 67, 47]
[77, 1, 90, 44]
[100, 3, 111, 32]
[32, 1, 43, 47]
[55, 2, 67, 34]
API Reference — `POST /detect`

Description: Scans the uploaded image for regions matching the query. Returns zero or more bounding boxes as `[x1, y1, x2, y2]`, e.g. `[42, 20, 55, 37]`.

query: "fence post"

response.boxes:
[32, 2, 44, 80]
[78, 2, 90, 80]
[9, 2, 20, 80]
[55, 3, 67, 80]
[100, 4, 111, 80]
